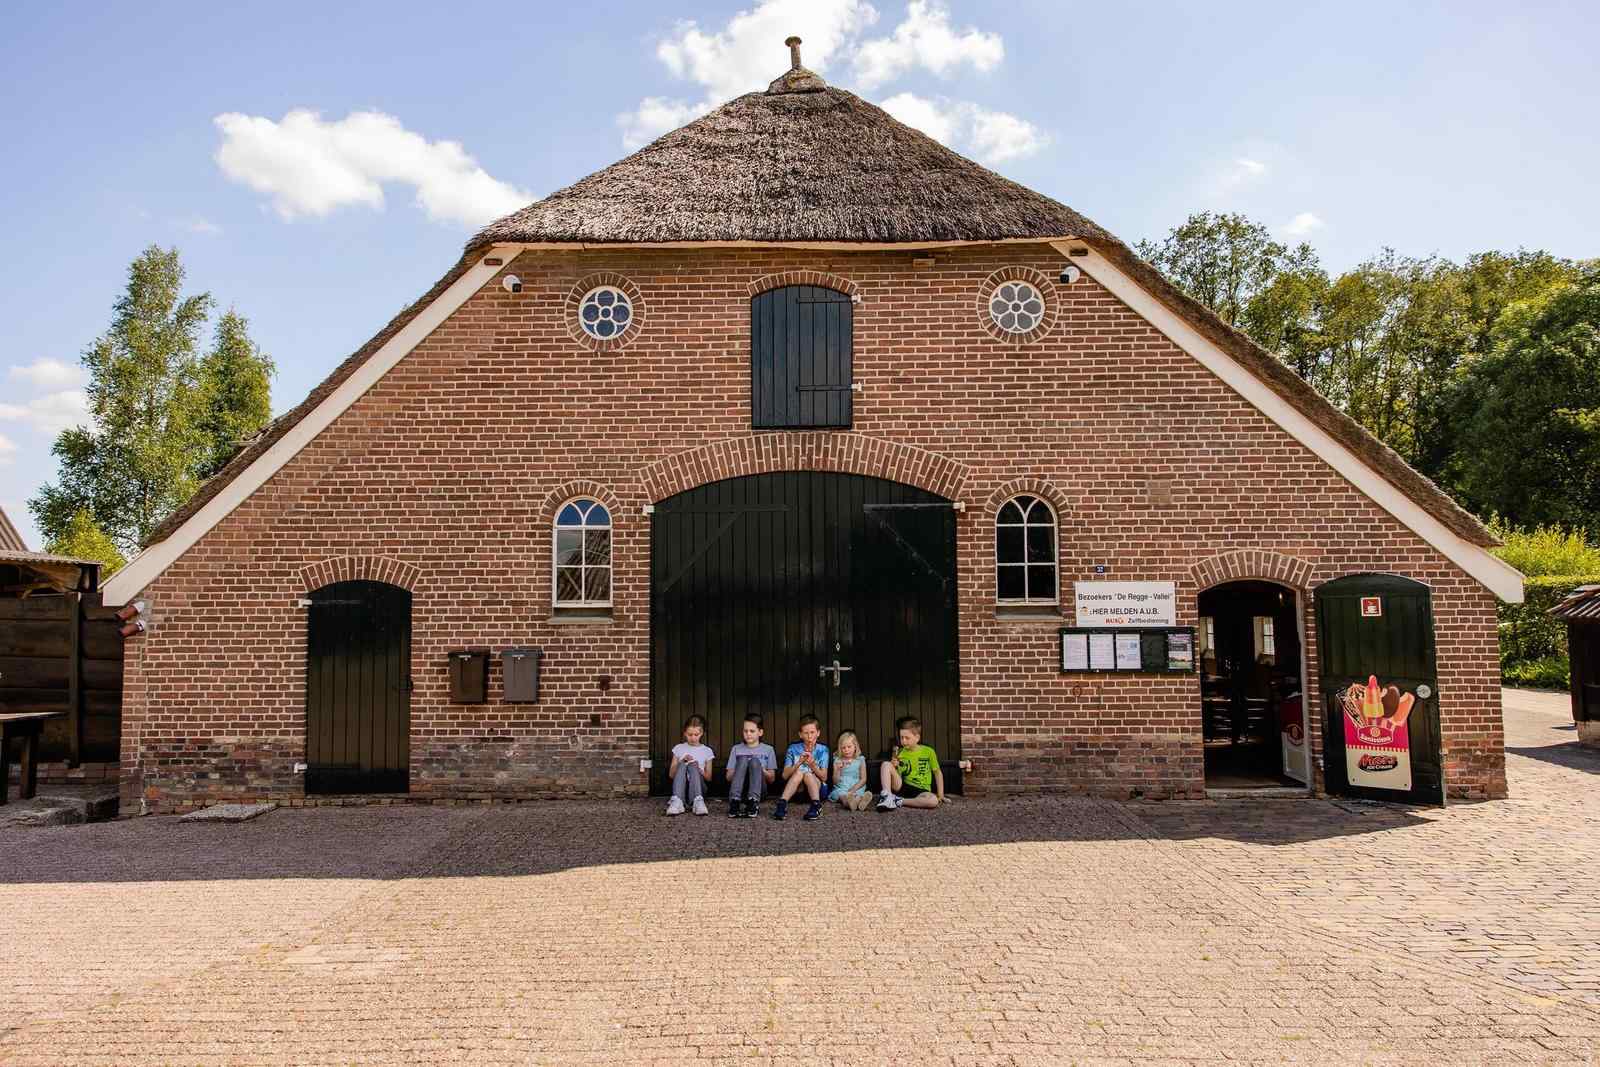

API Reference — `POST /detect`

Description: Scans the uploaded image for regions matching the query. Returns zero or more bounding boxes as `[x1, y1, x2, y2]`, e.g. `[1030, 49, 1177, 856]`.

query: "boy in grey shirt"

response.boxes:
[724, 713, 777, 818]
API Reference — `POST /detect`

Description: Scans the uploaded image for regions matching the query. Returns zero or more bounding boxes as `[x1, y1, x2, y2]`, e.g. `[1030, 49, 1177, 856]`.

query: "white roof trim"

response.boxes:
[1057, 244, 1524, 603]
[103, 247, 519, 606]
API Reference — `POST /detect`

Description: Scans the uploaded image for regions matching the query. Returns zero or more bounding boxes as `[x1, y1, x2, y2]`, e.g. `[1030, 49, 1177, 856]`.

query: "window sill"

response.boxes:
[546, 612, 615, 626]
[994, 606, 1065, 624]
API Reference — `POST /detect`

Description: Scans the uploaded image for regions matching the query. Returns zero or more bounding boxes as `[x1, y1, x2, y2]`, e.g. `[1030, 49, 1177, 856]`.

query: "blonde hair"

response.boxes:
[835, 730, 861, 759]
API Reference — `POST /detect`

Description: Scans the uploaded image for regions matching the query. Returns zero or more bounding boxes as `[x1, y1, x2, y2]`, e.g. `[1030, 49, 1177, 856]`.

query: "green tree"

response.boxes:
[44, 508, 127, 576]
[1136, 212, 1291, 328]
[29, 246, 213, 553]
[194, 309, 274, 480]
[1449, 268, 1600, 529]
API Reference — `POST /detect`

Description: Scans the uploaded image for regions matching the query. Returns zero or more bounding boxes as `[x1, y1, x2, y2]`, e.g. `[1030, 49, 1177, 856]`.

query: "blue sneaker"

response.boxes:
[803, 801, 823, 821]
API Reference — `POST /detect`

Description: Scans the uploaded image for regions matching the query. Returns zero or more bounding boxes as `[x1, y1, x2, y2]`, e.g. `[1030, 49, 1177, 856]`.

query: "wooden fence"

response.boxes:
[0, 592, 122, 765]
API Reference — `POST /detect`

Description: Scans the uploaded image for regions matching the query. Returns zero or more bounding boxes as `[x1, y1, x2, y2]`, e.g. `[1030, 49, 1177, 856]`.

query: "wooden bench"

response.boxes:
[1, 711, 67, 804]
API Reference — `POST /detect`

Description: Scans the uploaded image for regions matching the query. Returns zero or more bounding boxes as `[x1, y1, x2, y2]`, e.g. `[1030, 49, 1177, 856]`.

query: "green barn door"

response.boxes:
[1315, 574, 1443, 805]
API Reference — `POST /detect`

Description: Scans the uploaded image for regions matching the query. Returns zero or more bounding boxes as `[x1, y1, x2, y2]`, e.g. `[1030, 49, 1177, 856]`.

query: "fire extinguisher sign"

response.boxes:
[1360, 596, 1383, 618]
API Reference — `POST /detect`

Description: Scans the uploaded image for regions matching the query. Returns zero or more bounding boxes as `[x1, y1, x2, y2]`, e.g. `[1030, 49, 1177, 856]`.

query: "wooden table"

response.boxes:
[1, 711, 66, 804]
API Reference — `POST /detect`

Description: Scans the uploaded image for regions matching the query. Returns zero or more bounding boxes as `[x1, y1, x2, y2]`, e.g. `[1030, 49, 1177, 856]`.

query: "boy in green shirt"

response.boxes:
[876, 717, 944, 811]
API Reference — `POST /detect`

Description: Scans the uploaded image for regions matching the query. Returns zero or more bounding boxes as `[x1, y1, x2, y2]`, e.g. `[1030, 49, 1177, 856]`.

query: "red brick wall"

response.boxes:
[117, 244, 1507, 811]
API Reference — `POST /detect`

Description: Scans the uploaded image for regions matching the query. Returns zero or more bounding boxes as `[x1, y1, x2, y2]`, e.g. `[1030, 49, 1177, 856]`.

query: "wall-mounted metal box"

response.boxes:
[501, 647, 543, 703]
[448, 649, 489, 704]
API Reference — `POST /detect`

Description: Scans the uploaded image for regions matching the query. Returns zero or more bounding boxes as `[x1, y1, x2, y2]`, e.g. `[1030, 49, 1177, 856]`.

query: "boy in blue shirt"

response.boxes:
[773, 714, 830, 821]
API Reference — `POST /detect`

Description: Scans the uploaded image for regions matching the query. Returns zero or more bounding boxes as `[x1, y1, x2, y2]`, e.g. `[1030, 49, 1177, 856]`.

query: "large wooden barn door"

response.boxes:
[1316, 574, 1443, 805]
[650, 472, 960, 794]
[304, 580, 411, 794]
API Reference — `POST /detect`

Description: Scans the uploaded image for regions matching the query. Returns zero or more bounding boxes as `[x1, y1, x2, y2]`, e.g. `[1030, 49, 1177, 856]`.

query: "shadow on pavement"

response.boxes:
[1507, 742, 1600, 775]
[0, 793, 1437, 885]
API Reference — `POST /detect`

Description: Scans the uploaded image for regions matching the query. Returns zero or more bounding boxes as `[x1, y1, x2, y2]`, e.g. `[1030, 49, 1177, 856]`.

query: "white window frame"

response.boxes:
[552, 497, 613, 608]
[577, 285, 634, 341]
[988, 280, 1046, 334]
[995, 494, 1058, 605]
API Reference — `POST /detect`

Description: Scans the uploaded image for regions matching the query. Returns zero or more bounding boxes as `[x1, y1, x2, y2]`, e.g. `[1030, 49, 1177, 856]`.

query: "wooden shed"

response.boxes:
[1551, 585, 1600, 747]
[0, 551, 124, 773]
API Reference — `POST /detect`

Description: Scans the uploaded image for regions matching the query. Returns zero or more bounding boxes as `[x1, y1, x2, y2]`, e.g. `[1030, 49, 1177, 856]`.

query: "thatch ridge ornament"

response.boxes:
[768, 36, 826, 94]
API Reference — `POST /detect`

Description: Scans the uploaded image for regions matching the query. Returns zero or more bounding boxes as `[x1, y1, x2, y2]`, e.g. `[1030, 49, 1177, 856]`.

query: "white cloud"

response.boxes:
[854, 0, 1002, 89]
[1234, 157, 1266, 178]
[656, 0, 879, 103]
[0, 432, 16, 465]
[213, 109, 532, 228]
[618, 97, 716, 151]
[1281, 211, 1325, 238]
[880, 92, 1049, 164]
[184, 217, 223, 236]
[620, 0, 1045, 161]
[0, 390, 90, 436]
[8, 358, 86, 391]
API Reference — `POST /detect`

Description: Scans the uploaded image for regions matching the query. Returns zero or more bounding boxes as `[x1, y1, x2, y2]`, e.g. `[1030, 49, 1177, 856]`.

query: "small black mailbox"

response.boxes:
[448, 650, 489, 704]
[501, 647, 543, 703]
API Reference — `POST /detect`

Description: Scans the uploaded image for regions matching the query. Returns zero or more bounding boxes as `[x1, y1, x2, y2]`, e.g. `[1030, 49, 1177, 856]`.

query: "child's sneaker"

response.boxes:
[728, 798, 744, 818]
[743, 799, 760, 818]
[665, 796, 685, 816]
[772, 799, 788, 820]
[803, 800, 823, 821]
[691, 797, 708, 816]
[876, 792, 901, 811]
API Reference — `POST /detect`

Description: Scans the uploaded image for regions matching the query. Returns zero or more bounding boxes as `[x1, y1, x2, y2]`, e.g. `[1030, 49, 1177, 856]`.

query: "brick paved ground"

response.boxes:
[2, 691, 1597, 1065]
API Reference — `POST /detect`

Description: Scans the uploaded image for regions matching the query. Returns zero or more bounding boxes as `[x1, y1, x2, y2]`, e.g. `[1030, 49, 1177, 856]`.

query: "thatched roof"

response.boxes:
[0, 504, 25, 551]
[138, 55, 1497, 560]
[472, 86, 1104, 249]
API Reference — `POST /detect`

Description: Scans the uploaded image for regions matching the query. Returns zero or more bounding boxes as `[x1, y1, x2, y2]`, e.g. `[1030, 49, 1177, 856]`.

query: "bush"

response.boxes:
[1490, 520, 1600, 576]
[1502, 655, 1571, 690]
[1499, 574, 1600, 666]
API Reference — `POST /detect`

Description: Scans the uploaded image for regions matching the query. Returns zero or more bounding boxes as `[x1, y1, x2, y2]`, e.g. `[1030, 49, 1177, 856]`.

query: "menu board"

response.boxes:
[1059, 627, 1197, 674]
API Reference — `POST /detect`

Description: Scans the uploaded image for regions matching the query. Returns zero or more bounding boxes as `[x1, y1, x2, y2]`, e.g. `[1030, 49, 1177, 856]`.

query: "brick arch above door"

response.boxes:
[638, 433, 970, 504]
[1190, 549, 1313, 592]
[297, 555, 421, 594]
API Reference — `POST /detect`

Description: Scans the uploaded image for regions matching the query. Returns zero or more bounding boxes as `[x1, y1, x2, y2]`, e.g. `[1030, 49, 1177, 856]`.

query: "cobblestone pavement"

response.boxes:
[2, 692, 1597, 1065]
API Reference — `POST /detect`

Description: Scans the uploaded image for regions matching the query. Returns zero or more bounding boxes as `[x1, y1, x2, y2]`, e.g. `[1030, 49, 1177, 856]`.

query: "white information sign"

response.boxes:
[1074, 581, 1177, 627]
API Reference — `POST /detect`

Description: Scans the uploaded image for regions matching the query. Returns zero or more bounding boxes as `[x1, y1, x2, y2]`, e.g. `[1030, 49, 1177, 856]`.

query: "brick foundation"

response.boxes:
[117, 244, 1507, 811]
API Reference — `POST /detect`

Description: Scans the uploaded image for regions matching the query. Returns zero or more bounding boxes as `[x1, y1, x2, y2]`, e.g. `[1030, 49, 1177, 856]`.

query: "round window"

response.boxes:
[988, 281, 1045, 334]
[578, 286, 633, 340]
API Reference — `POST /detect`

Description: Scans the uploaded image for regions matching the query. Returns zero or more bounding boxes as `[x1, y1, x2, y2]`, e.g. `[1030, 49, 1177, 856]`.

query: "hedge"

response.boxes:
[1498, 574, 1600, 687]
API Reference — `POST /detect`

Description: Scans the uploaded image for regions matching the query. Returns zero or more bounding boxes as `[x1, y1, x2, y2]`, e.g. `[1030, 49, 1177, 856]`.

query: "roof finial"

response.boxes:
[768, 35, 826, 94]
[786, 36, 803, 71]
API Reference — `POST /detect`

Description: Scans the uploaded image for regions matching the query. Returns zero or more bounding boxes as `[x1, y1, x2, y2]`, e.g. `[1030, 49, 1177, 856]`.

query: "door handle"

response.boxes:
[818, 659, 853, 687]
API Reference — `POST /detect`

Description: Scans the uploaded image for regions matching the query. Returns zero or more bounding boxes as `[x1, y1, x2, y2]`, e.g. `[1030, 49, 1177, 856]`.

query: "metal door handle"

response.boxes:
[818, 659, 853, 687]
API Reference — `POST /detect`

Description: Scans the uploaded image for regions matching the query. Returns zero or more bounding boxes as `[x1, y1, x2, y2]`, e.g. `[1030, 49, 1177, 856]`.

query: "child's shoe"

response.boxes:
[691, 797, 708, 816]
[665, 796, 685, 816]
[803, 800, 823, 821]
[744, 799, 759, 818]
[876, 791, 902, 811]
[772, 799, 788, 820]
[728, 798, 744, 818]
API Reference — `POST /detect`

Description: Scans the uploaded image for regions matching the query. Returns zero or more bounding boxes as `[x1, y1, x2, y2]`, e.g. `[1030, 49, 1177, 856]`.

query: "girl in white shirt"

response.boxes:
[666, 714, 714, 816]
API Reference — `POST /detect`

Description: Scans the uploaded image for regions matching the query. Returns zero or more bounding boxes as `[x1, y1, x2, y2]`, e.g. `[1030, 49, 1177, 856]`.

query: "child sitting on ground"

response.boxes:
[724, 713, 777, 818]
[665, 714, 714, 816]
[773, 714, 830, 821]
[876, 717, 944, 811]
[829, 730, 870, 811]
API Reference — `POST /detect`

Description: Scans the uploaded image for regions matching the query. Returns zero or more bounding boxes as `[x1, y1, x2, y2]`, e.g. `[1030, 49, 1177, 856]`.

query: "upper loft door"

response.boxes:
[751, 286, 853, 429]
[1315, 574, 1443, 805]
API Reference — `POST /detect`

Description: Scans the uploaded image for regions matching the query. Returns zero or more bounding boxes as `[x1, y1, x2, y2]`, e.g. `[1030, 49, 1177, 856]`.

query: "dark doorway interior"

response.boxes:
[304, 580, 412, 794]
[1198, 581, 1305, 788]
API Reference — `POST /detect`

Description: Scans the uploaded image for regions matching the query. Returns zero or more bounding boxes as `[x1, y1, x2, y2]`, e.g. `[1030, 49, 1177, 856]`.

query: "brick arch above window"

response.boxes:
[746, 270, 859, 300]
[983, 477, 1071, 517]
[1190, 550, 1314, 592]
[639, 432, 969, 504]
[298, 555, 421, 593]
[537, 480, 624, 530]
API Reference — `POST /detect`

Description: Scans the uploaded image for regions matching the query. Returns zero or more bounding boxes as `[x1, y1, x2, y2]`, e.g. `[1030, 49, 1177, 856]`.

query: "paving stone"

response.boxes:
[176, 802, 278, 823]
[0, 693, 1596, 1064]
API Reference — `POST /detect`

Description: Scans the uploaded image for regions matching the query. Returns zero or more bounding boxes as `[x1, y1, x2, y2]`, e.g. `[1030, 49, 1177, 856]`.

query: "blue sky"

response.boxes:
[1, 0, 1595, 549]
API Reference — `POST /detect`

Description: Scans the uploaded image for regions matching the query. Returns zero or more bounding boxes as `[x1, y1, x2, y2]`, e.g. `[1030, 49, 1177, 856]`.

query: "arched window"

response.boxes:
[553, 498, 612, 607]
[996, 495, 1057, 604]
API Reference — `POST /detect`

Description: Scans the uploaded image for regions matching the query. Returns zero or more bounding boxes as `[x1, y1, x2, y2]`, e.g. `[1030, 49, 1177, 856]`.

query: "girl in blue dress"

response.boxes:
[830, 731, 870, 811]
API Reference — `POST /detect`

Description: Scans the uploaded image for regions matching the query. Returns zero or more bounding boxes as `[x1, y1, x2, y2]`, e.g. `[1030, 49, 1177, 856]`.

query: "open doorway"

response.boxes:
[1198, 580, 1308, 789]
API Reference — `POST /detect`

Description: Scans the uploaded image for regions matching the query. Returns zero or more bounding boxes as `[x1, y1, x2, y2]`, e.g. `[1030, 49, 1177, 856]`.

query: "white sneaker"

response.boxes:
[876, 792, 901, 811]
[665, 796, 685, 816]
[691, 797, 708, 816]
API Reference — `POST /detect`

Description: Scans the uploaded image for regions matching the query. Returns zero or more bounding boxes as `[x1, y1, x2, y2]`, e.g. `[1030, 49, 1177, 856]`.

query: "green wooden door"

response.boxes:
[1315, 574, 1443, 805]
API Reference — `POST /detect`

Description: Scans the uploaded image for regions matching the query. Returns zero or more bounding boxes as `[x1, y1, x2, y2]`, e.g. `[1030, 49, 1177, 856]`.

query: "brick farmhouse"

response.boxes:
[102, 48, 1522, 813]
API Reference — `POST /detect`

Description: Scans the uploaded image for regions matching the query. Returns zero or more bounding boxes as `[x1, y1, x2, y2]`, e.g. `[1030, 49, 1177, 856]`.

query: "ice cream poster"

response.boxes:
[1340, 675, 1415, 792]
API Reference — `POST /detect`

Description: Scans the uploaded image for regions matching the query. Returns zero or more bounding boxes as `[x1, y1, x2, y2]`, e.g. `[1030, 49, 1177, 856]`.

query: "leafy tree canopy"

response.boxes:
[45, 508, 126, 576]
